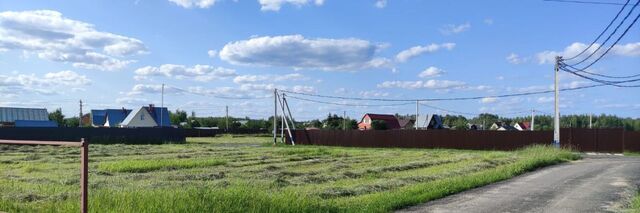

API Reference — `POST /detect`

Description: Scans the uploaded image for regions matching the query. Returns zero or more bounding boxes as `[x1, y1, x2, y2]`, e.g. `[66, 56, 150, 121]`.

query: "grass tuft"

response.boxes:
[99, 158, 227, 173]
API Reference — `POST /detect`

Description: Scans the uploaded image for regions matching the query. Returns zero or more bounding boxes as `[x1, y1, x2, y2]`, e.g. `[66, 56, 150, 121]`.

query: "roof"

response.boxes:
[362, 113, 401, 129]
[143, 106, 170, 127]
[0, 107, 49, 122]
[416, 114, 444, 129]
[91, 109, 131, 126]
[14, 120, 58, 127]
[121, 107, 158, 127]
[398, 119, 414, 128]
[516, 121, 531, 129]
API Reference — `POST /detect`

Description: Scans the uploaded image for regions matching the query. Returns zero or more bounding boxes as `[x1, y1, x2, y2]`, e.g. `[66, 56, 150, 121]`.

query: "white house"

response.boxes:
[120, 107, 158, 128]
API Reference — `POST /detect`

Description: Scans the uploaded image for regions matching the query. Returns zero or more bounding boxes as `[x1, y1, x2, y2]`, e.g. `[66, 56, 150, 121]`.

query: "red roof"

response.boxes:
[361, 113, 401, 129]
[518, 121, 531, 130]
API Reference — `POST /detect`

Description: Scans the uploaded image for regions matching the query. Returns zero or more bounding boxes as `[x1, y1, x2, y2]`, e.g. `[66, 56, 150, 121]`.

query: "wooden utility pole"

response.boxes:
[343, 111, 347, 131]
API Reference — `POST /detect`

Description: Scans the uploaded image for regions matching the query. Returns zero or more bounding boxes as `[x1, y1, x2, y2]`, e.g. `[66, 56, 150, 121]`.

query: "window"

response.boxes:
[141, 114, 145, 120]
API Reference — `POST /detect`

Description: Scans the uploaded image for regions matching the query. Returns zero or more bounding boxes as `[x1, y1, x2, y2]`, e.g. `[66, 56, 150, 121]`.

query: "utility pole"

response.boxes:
[273, 89, 277, 144]
[225, 105, 229, 132]
[553, 56, 562, 147]
[589, 114, 593, 129]
[415, 100, 419, 130]
[79, 100, 83, 127]
[343, 110, 346, 131]
[530, 109, 535, 131]
[161, 83, 164, 128]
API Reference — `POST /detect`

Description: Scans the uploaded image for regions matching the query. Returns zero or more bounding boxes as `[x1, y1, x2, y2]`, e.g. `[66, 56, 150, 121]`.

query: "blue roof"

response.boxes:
[0, 107, 49, 122]
[144, 107, 170, 127]
[15, 120, 58, 127]
[91, 109, 131, 126]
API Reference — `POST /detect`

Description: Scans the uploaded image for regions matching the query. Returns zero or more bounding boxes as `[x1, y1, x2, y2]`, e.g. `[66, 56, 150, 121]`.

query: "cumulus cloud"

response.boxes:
[134, 64, 237, 82]
[374, 0, 387, 8]
[377, 79, 466, 90]
[418, 66, 444, 78]
[168, 0, 218, 8]
[359, 90, 389, 97]
[395, 43, 455, 62]
[440, 23, 471, 35]
[233, 73, 306, 84]
[536, 42, 640, 64]
[480, 97, 497, 104]
[219, 35, 390, 71]
[207, 49, 218, 58]
[0, 10, 147, 71]
[127, 83, 314, 99]
[258, 0, 324, 11]
[0, 70, 91, 95]
[506, 53, 528, 64]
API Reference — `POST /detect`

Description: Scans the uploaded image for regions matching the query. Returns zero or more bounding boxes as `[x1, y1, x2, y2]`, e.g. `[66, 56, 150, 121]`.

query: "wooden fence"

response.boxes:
[289, 128, 640, 153]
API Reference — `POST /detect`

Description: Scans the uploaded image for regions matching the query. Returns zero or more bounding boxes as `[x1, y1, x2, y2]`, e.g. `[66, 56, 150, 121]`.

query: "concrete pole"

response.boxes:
[531, 109, 535, 131]
[79, 100, 83, 127]
[273, 89, 277, 144]
[343, 110, 346, 131]
[161, 83, 164, 128]
[225, 105, 229, 132]
[415, 100, 419, 130]
[589, 114, 593, 129]
[553, 56, 562, 147]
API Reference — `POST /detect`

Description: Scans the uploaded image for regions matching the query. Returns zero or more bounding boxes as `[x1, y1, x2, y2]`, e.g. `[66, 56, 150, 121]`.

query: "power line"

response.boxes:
[562, 63, 640, 79]
[565, 0, 639, 66]
[543, 0, 628, 6]
[563, 0, 631, 61]
[559, 65, 640, 87]
[281, 84, 605, 102]
[166, 85, 268, 100]
[286, 95, 415, 107]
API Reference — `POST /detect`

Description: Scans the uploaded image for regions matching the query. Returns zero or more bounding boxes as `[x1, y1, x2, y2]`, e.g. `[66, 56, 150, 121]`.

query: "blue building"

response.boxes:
[91, 105, 170, 127]
[0, 107, 57, 127]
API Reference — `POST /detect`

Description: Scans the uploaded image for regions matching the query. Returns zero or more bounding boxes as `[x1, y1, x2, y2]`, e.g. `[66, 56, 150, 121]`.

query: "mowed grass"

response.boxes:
[630, 192, 640, 213]
[0, 136, 579, 213]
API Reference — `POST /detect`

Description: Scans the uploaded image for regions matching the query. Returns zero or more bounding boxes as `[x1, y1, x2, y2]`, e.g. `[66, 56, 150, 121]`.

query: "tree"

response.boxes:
[170, 110, 188, 126]
[371, 120, 387, 130]
[64, 117, 80, 127]
[48, 108, 65, 127]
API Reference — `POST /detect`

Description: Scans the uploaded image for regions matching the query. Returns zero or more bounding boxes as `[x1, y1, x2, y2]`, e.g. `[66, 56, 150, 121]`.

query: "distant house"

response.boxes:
[91, 105, 170, 128]
[91, 108, 132, 127]
[415, 114, 445, 130]
[357, 113, 401, 130]
[0, 107, 57, 127]
[513, 122, 531, 131]
[398, 118, 415, 129]
[490, 122, 517, 131]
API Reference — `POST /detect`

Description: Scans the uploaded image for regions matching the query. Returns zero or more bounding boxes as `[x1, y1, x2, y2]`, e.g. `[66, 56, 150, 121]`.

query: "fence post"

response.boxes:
[80, 138, 88, 213]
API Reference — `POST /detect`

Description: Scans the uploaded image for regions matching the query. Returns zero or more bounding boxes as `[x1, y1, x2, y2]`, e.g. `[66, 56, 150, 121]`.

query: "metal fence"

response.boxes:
[0, 127, 185, 144]
[290, 128, 640, 153]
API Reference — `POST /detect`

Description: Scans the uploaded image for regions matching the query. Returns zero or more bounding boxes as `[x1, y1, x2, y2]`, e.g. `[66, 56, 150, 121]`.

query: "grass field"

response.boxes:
[0, 135, 579, 213]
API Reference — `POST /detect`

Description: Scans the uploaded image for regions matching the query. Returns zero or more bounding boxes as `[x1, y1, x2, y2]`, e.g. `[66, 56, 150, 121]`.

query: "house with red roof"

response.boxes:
[514, 121, 531, 131]
[357, 113, 401, 130]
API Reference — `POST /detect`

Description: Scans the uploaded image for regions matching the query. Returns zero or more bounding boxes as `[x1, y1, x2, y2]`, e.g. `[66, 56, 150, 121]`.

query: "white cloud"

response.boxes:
[537, 96, 553, 103]
[374, 0, 387, 8]
[233, 73, 306, 84]
[0, 10, 147, 71]
[395, 43, 455, 62]
[418, 66, 444, 78]
[127, 84, 183, 96]
[168, 0, 218, 8]
[359, 90, 389, 97]
[440, 23, 471, 35]
[0, 70, 90, 96]
[506, 53, 528, 64]
[377, 79, 466, 90]
[134, 64, 237, 82]
[207, 49, 218, 58]
[480, 97, 497, 104]
[219, 35, 390, 71]
[116, 97, 149, 105]
[536, 42, 640, 64]
[258, 0, 324, 11]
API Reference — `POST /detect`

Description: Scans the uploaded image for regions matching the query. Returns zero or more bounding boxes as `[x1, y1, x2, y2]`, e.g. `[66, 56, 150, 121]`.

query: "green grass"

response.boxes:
[624, 151, 640, 157]
[630, 192, 640, 213]
[0, 136, 579, 213]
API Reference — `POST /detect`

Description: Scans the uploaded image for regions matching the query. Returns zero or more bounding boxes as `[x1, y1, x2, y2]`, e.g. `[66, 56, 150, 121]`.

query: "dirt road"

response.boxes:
[397, 155, 640, 213]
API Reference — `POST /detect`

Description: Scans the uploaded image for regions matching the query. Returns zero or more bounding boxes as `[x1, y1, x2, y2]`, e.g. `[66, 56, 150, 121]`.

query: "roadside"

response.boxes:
[397, 155, 640, 213]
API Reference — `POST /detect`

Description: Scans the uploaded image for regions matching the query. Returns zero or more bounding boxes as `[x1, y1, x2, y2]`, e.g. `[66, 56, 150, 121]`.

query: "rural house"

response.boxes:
[415, 114, 445, 129]
[357, 113, 401, 130]
[513, 121, 531, 131]
[398, 118, 415, 129]
[490, 122, 517, 131]
[91, 105, 170, 128]
[0, 107, 57, 127]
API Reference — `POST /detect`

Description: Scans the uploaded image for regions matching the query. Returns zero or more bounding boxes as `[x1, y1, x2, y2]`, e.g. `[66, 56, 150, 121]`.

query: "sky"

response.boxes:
[0, 0, 639, 120]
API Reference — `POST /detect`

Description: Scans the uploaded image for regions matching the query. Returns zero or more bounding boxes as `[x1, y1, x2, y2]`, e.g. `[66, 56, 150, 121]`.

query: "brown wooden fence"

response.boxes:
[289, 128, 640, 153]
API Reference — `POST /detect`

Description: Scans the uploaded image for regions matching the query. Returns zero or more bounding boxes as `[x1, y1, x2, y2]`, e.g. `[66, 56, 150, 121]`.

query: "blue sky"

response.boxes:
[0, 0, 638, 120]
